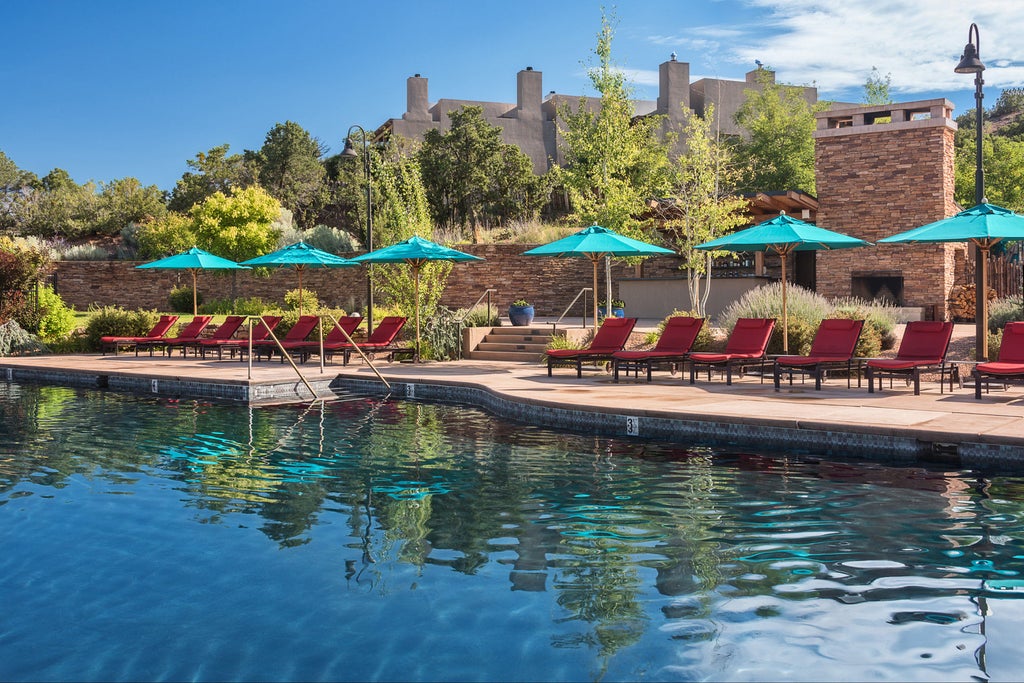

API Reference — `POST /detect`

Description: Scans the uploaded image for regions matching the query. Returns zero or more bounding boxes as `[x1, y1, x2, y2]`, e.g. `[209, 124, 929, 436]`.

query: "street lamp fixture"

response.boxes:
[342, 125, 374, 336]
[954, 23, 987, 359]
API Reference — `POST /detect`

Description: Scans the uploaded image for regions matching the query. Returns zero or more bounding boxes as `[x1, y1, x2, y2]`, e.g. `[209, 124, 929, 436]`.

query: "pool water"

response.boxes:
[2, 383, 1024, 682]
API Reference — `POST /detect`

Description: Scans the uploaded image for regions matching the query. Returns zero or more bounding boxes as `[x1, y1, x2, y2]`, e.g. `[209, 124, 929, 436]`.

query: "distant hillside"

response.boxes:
[958, 88, 1024, 139]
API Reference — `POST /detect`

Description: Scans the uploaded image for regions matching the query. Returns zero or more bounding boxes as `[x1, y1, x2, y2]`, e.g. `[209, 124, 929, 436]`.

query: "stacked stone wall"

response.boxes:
[813, 103, 960, 320]
[50, 245, 687, 318]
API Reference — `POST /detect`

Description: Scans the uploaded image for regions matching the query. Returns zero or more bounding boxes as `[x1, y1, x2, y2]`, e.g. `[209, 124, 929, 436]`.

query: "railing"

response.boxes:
[449, 288, 499, 361]
[550, 287, 593, 332]
[245, 314, 391, 402]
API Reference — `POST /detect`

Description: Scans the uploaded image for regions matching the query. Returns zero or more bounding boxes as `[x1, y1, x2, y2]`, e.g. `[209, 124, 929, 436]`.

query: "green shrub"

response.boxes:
[831, 297, 899, 351]
[58, 244, 109, 261]
[305, 225, 360, 253]
[35, 285, 77, 343]
[420, 306, 460, 361]
[83, 306, 159, 351]
[0, 320, 48, 356]
[169, 285, 201, 313]
[989, 297, 1024, 333]
[988, 328, 1003, 361]
[543, 331, 584, 364]
[460, 303, 501, 327]
[645, 310, 713, 351]
[718, 282, 831, 332]
[200, 296, 273, 316]
[284, 288, 320, 312]
[767, 316, 817, 355]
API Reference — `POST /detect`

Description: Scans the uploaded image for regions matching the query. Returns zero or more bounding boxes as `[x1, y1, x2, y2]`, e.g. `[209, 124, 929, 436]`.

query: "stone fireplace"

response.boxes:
[851, 273, 904, 306]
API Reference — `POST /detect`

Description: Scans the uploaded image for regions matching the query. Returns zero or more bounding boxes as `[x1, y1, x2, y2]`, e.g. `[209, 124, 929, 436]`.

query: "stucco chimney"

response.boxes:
[405, 74, 430, 121]
[517, 66, 542, 120]
[657, 57, 690, 116]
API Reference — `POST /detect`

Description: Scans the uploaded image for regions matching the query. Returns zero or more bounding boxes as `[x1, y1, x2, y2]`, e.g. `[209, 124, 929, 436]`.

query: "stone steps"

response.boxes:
[464, 325, 554, 362]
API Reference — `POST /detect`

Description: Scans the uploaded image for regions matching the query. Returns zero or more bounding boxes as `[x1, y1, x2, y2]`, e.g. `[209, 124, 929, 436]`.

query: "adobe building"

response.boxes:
[378, 57, 817, 174]
[813, 99, 962, 321]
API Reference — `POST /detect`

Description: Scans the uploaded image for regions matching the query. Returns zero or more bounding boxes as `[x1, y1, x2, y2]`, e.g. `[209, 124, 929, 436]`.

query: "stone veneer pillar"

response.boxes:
[813, 99, 962, 321]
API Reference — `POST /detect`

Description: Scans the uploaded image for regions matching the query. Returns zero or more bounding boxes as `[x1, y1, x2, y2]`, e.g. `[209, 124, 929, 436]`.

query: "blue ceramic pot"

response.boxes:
[508, 304, 535, 326]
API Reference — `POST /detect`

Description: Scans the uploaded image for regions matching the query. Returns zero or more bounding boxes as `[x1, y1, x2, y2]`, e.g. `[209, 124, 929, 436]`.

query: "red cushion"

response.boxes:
[996, 322, 1024, 364]
[976, 361, 1024, 376]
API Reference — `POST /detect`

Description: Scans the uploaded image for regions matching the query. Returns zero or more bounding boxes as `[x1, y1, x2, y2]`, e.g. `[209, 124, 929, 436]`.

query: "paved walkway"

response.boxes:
[3, 348, 1024, 466]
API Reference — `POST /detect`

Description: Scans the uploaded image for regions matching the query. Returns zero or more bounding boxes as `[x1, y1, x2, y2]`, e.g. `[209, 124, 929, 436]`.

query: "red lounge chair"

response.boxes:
[546, 317, 637, 378]
[866, 320, 955, 395]
[100, 315, 179, 355]
[334, 316, 409, 365]
[286, 316, 364, 363]
[169, 315, 245, 357]
[974, 321, 1024, 399]
[773, 318, 864, 391]
[688, 318, 776, 385]
[247, 315, 321, 361]
[199, 316, 282, 360]
[134, 316, 212, 356]
[611, 316, 704, 382]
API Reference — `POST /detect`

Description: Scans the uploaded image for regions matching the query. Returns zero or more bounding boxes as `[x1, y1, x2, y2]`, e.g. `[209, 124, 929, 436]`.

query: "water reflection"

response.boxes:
[3, 382, 1024, 680]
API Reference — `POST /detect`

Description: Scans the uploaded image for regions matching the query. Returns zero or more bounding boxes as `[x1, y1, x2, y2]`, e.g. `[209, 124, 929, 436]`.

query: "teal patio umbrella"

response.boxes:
[241, 241, 357, 315]
[350, 235, 484, 357]
[879, 202, 1024, 360]
[136, 246, 250, 315]
[523, 225, 675, 328]
[695, 212, 871, 352]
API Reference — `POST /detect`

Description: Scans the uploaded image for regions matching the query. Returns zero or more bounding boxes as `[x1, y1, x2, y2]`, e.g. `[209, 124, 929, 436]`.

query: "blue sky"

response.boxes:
[4, 0, 1024, 193]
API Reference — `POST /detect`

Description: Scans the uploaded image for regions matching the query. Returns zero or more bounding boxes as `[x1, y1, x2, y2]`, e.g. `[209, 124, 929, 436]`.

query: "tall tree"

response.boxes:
[168, 144, 254, 212]
[662, 104, 748, 316]
[732, 68, 827, 195]
[554, 10, 671, 240]
[15, 169, 99, 238]
[95, 177, 167, 236]
[191, 186, 282, 262]
[418, 106, 545, 240]
[863, 67, 894, 105]
[248, 121, 326, 230]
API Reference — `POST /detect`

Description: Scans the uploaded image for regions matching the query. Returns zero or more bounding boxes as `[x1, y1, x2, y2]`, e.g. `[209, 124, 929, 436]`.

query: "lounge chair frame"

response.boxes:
[773, 319, 864, 391]
[611, 317, 704, 383]
[688, 318, 776, 386]
[865, 321, 955, 395]
[546, 318, 637, 378]
[974, 321, 1024, 399]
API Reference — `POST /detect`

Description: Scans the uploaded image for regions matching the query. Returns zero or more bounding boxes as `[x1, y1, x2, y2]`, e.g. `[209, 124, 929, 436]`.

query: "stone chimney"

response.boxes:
[657, 56, 690, 115]
[404, 74, 431, 121]
[517, 66, 542, 120]
[814, 99, 960, 319]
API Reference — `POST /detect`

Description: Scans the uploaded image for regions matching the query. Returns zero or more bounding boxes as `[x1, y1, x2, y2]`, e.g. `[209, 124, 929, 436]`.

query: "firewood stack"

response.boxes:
[947, 284, 997, 321]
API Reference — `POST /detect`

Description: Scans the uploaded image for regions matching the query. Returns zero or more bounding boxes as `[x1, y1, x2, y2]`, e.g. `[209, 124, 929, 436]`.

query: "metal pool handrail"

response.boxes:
[550, 287, 592, 331]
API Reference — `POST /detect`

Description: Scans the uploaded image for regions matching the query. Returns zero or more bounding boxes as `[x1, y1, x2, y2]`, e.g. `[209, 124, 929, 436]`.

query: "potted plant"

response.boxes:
[598, 299, 625, 318]
[508, 299, 535, 326]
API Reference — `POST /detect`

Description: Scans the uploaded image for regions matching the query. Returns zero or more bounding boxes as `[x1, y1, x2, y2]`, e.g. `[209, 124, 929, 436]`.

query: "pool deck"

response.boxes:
[3, 347, 1024, 469]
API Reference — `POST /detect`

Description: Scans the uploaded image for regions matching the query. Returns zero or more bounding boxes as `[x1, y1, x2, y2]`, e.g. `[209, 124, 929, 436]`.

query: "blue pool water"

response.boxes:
[2, 382, 1024, 682]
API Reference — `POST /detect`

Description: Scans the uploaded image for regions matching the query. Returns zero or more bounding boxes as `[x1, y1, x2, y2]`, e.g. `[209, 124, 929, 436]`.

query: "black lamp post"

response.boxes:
[342, 125, 373, 336]
[955, 23, 987, 360]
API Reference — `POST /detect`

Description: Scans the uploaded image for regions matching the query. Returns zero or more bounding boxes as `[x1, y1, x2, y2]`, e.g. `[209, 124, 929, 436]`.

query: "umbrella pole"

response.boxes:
[298, 266, 304, 316]
[780, 248, 789, 354]
[191, 269, 198, 317]
[414, 267, 421, 360]
[978, 243, 990, 361]
[591, 256, 599, 329]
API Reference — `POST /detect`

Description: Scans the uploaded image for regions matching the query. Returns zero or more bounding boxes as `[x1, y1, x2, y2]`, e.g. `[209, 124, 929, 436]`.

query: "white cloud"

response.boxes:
[674, 1, 1024, 100]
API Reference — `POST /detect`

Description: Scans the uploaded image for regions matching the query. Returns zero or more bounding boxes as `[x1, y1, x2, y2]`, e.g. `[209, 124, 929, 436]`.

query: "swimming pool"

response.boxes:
[2, 382, 1023, 681]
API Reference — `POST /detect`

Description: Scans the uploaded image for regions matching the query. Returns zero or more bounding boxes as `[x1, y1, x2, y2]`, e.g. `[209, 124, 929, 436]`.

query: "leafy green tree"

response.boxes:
[732, 68, 828, 195]
[191, 186, 282, 262]
[136, 186, 281, 260]
[168, 144, 255, 212]
[135, 211, 196, 258]
[663, 104, 748, 316]
[15, 170, 100, 238]
[863, 67, 893, 105]
[95, 177, 167, 236]
[247, 121, 326, 230]
[0, 236, 52, 327]
[418, 106, 546, 240]
[0, 151, 37, 232]
[956, 134, 1024, 211]
[554, 10, 671, 240]
[373, 144, 452, 340]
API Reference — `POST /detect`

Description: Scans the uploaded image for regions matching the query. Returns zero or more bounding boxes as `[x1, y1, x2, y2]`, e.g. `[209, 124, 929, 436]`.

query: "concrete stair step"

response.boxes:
[486, 326, 553, 337]
[476, 341, 550, 353]
[465, 350, 544, 362]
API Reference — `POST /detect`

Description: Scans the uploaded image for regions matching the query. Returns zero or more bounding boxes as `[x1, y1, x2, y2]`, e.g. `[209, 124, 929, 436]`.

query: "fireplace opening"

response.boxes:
[851, 273, 904, 305]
